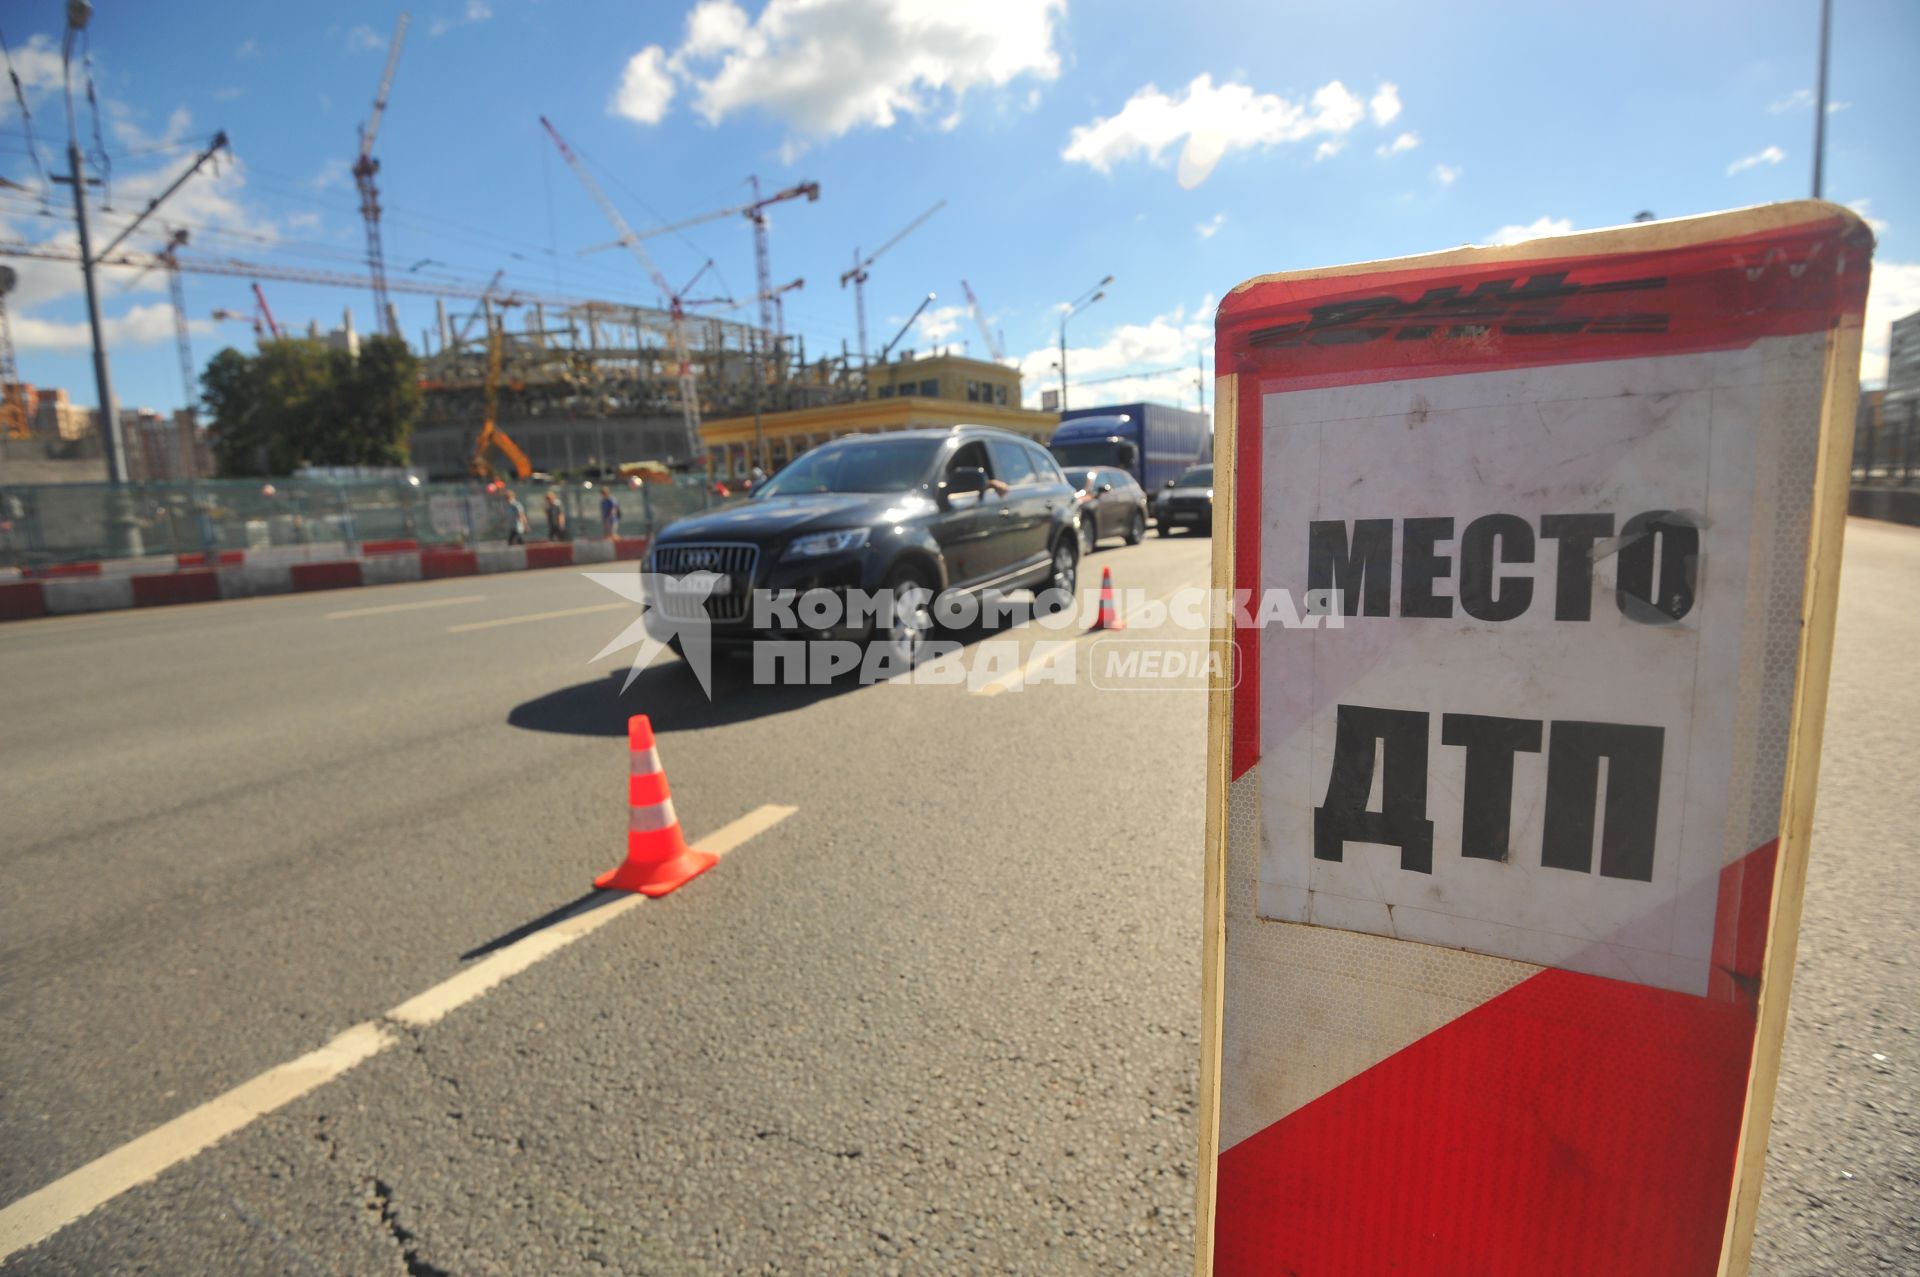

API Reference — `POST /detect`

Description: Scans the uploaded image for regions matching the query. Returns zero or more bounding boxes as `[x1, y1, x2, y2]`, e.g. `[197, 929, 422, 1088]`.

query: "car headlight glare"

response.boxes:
[782, 527, 870, 560]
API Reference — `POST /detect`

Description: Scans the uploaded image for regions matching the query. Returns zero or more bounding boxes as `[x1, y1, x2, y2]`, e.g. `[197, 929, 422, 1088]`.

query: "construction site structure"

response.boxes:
[353, 12, 410, 339]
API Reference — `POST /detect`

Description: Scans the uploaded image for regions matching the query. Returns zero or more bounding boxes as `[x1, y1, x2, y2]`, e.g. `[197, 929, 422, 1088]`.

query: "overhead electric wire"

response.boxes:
[0, 27, 52, 201]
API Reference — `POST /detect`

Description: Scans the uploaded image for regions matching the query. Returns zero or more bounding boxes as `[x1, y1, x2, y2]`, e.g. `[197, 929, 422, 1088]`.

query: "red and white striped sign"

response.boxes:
[1195, 203, 1873, 1276]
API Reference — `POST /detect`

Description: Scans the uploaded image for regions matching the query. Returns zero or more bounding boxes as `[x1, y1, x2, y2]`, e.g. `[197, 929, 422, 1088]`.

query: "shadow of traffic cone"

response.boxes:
[1091, 566, 1124, 632]
[595, 715, 717, 898]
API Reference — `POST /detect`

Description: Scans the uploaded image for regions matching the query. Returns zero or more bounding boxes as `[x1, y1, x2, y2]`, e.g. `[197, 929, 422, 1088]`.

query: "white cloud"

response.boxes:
[346, 25, 386, 52]
[430, 1, 494, 37]
[1433, 162, 1460, 185]
[1376, 131, 1419, 156]
[1486, 216, 1573, 246]
[0, 34, 63, 122]
[913, 304, 967, 345]
[1314, 138, 1344, 162]
[610, 47, 676, 125]
[1862, 261, 1920, 387]
[109, 103, 195, 152]
[1062, 74, 1395, 188]
[12, 303, 211, 352]
[1196, 212, 1226, 240]
[1727, 145, 1786, 176]
[214, 86, 245, 102]
[1015, 295, 1216, 409]
[682, 0, 752, 57]
[1767, 88, 1847, 115]
[235, 38, 261, 61]
[1369, 83, 1402, 126]
[309, 157, 350, 190]
[1847, 199, 1890, 236]
[612, 0, 1065, 144]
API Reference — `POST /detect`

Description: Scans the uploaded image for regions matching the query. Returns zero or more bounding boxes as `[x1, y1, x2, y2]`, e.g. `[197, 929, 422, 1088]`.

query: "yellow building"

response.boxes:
[700, 352, 1057, 480]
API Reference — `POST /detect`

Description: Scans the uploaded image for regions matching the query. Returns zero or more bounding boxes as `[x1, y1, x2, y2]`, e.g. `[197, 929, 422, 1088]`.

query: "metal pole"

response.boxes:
[1058, 316, 1069, 412]
[1812, 0, 1832, 199]
[751, 328, 768, 477]
[63, 131, 140, 552]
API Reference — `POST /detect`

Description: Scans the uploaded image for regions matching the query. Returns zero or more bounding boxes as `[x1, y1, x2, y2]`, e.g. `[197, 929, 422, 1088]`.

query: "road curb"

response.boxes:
[0, 537, 645, 624]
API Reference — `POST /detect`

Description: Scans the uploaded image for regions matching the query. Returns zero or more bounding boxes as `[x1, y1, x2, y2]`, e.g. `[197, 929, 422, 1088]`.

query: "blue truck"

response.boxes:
[1047, 402, 1211, 503]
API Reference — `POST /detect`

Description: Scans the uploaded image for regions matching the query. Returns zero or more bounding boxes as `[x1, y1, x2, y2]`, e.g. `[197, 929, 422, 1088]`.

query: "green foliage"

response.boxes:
[202, 335, 421, 477]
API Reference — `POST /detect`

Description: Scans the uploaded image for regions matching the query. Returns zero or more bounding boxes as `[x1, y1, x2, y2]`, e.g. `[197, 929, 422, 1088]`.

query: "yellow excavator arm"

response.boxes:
[469, 318, 532, 481]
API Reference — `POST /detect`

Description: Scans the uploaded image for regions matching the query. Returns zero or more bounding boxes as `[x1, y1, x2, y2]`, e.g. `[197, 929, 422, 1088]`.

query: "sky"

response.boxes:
[1, 0, 1915, 419]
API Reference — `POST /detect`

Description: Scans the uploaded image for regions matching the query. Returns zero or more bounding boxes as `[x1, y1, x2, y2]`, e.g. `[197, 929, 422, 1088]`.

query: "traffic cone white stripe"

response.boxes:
[629, 746, 663, 776]
[628, 797, 679, 832]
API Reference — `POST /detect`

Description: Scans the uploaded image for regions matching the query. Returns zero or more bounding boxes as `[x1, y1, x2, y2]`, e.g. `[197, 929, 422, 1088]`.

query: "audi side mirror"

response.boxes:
[938, 466, 988, 507]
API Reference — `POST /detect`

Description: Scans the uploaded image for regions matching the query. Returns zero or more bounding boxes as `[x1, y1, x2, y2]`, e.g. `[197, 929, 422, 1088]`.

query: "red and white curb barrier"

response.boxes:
[0, 536, 649, 623]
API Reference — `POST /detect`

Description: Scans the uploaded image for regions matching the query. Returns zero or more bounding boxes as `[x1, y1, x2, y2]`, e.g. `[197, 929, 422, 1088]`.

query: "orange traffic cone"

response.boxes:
[1092, 566, 1124, 631]
[595, 715, 717, 897]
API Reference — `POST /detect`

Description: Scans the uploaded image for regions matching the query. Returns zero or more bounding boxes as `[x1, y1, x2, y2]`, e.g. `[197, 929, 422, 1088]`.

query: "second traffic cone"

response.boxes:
[1092, 565, 1124, 632]
[595, 715, 717, 898]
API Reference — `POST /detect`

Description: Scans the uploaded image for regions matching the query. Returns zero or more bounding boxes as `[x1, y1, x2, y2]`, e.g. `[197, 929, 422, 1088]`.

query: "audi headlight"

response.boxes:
[782, 527, 870, 560]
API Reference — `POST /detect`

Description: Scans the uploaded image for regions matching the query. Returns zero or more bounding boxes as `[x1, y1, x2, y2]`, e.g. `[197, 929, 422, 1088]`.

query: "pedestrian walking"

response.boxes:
[599, 486, 621, 538]
[544, 490, 567, 541]
[504, 489, 527, 546]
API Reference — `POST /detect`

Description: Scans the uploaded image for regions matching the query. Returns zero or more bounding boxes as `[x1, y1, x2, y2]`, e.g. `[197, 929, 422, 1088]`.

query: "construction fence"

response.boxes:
[0, 475, 719, 570]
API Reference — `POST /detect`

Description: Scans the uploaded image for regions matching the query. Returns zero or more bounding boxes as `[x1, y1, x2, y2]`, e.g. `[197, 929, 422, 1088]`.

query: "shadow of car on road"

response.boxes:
[507, 610, 1047, 737]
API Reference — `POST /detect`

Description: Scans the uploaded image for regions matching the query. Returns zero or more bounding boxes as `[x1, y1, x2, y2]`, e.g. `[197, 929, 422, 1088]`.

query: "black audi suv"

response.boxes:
[643, 426, 1083, 660]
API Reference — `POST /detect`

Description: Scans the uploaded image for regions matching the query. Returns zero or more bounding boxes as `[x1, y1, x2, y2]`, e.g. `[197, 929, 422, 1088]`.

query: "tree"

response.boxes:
[202, 335, 421, 476]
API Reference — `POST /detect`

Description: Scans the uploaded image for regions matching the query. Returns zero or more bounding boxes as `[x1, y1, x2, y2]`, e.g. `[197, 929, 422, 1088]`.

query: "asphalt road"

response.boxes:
[0, 519, 1913, 1275]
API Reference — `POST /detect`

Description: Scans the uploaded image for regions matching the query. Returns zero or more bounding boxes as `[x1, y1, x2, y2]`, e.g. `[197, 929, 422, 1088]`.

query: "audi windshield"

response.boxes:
[755, 439, 942, 496]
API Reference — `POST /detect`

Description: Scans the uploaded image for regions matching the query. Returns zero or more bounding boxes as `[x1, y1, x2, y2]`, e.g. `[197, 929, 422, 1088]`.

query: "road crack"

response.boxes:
[365, 1175, 453, 1277]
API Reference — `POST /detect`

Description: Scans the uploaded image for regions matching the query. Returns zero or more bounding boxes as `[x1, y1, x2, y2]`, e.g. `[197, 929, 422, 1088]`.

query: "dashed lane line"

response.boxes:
[325, 594, 488, 620]
[447, 601, 629, 633]
[0, 803, 799, 1265]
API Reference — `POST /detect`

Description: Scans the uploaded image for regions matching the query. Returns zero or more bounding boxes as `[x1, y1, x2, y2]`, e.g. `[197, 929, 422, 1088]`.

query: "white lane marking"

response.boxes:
[325, 594, 487, 621]
[447, 602, 628, 633]
[0, 804, 798, 1264]
[0, 1022, 391, 1264]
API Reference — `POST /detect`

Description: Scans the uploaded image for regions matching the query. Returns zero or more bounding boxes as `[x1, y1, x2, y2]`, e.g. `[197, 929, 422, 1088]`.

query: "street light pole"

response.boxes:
[1058, 275, 1113, 413]
[1812, 0, 1832, 199]
[58, 0, 141, 554]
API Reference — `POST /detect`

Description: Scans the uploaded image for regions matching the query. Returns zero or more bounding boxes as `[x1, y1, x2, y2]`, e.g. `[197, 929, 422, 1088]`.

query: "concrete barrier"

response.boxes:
[0, 581, 47, 621]
[360, 553, 423, 586]
[573, 538, 615, 565]
[1850, 486, 1920, 527]
[289, 561, 364, 592]
[4, 533, 643, 623]
[476, 546, 528, 574]
[525, 542, 574, 569]
[43, 576, 136, 615]
[217, 563, 293, 598]
[419, 548, 479, 579]
[131, 570, 221, 608]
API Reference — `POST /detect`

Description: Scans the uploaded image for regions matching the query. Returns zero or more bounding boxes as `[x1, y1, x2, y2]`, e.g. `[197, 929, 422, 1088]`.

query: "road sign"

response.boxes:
[1195, 203, 1873, 1276]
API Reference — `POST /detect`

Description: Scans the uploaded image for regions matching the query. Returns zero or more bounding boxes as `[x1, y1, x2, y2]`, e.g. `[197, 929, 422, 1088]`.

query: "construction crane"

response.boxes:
[451, 269, 506, 348]
[352, 11, 410, 339]
[0, 240, 658, 314]
[541, 114, 727, 460]
[840, 200, 944, 367]
[469, 313, 531, 482]
[115, 225, 207, 410]
[961, 279, 1004, 362]
[210, 281, 282, 342]
[582, 175, 820, 344]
